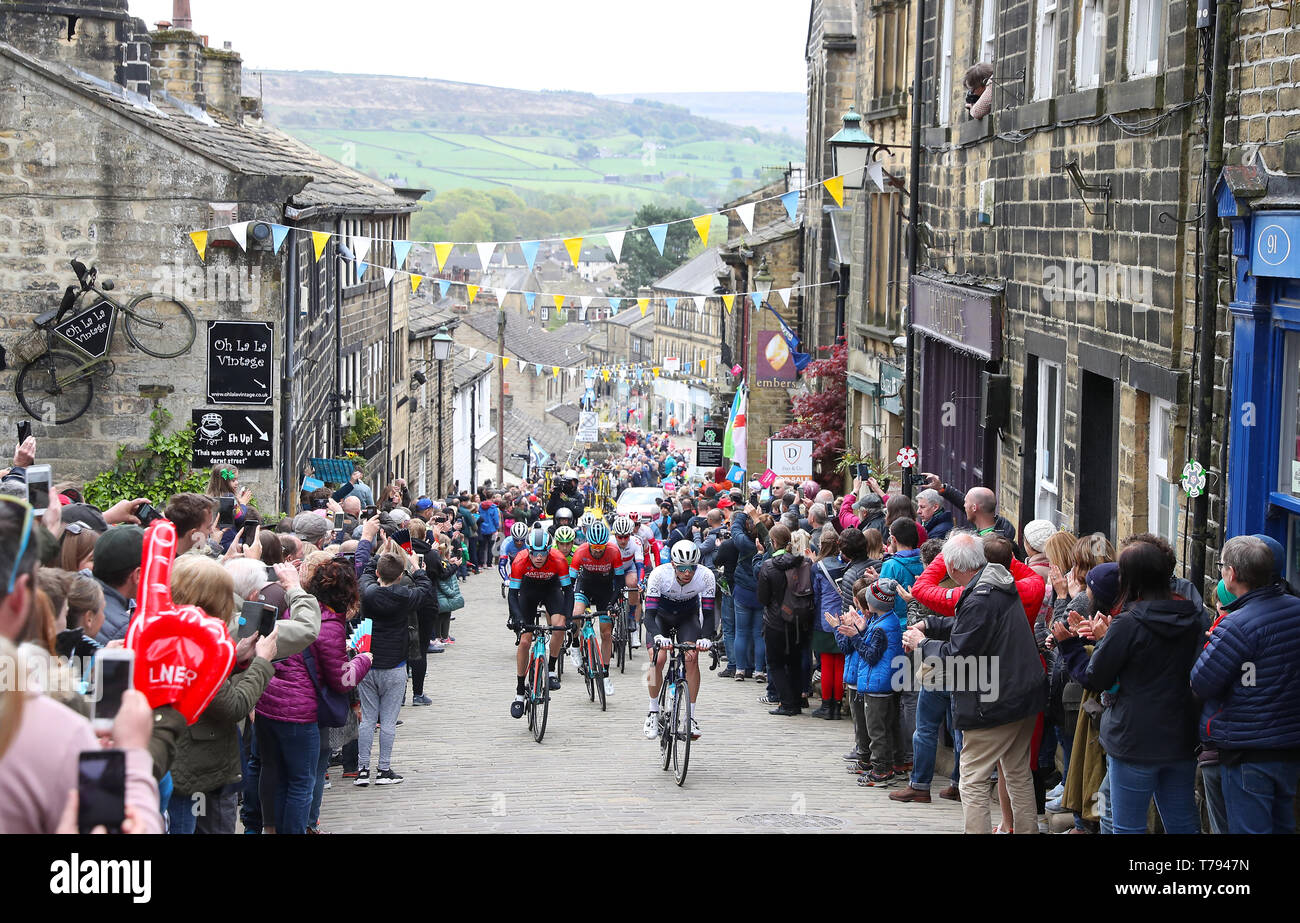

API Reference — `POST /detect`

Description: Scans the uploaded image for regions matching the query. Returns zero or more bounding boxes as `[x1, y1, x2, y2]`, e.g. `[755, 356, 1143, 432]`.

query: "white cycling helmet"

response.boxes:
[579, 510, 596, 529]
[510, 521, 529, 542]
[612, 515, 634, 536]
[556, 507, 573, 522]
[670, 540, 700, 568]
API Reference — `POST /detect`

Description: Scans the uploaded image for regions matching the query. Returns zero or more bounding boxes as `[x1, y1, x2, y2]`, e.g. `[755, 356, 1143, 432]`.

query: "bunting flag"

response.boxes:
[438, 279, 450, 298]
[434, 242, 454, 272]
[466, 284, 479, 305]
[502, 357, 510, 368]
[393, 240, 413, 269]
[699, 359, 707, 370]
[535, 363, 543, 376]
[520, 240, 540, 271]
[605, 230, 625, 263]
[868, 162, 885, 192]
[666, 297, 677, 319]
[381, 267, 395, 287]
[693, 296, 704, 314]
[563, 236, 583, 266]
[476, 241, 496, 269]
[357, 261, 368, 280]
[776, 287, 792, 308]
[578, 303, 587, 321]
[601, 369, 610, 382]
[485, 352, 494, 362]
[468, 348, 476, 358]
[722, 293, 735, 313]
[647, 223, 668, 256]
[653, 367, 660, 377]
[579, 295, 592, 311]
[494, 287, 508, 307]
[692, 214, 713, 245]
[553, 294, 565, 311]
[271, 224, 291, 254]
[410, 274, 423, 293]
[735, 201, 756, 234]
[780, 190, 800, 224]
[524, 291, 536, 311]
[228, 221, 250, 252]
[608, 297, 621, 314]
[189, 230, 208, 261]
[552, 366, 560, 377]
[638, 298, 649, 316]
[752, 290, 765, 311]
[312, 231, 331, 263]
[350, 236, 372, 263]
[823, 174, 845, 208]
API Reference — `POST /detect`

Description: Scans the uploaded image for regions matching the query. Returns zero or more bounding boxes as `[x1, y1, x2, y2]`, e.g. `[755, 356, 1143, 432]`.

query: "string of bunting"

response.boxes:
[185, 163, 882, 269]
[460, 337, 725, 388]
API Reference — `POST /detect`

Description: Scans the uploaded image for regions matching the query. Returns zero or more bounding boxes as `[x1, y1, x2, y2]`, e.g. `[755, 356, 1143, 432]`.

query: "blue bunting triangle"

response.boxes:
[357, 261, 368, 280]
[608, 297, 620, 314]
[666, 297, 677, 318]
[781, 190, 799, 224]
[393, 240, 413, 269]
[520, 240, 540, 271]
[271, 224, 291, 254]
[647, 224, 668, 256]
[524, 291, 536, 311]
[438, 279, 450, 298]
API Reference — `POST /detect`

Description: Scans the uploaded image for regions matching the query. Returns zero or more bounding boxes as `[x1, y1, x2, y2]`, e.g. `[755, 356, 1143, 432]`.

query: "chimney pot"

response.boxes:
[156, 20, 172, 28]
[172, 0, 193, 30]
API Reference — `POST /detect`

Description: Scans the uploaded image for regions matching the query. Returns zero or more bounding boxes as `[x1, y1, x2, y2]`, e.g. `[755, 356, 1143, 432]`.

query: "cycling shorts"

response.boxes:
[574, 576, 617, 618]
[648, 596, 703, 644]
[517, 583, 566, 627]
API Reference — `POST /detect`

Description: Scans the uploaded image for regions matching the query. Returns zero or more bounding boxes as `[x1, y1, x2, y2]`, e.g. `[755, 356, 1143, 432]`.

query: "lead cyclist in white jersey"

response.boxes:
[642, 540, 715, 741]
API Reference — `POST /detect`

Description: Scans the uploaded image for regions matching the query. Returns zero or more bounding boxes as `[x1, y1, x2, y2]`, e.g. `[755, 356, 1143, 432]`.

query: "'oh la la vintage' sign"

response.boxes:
[207, 321, 273, 405]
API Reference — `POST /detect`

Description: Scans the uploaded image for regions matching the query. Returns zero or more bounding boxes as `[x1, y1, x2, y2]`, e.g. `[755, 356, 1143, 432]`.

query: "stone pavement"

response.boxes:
[318, 569, 966, 834]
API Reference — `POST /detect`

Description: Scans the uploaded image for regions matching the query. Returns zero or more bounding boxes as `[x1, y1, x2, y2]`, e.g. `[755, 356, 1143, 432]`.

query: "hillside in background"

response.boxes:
[603, 92, 806, 138]
[252, 70, 803, 241]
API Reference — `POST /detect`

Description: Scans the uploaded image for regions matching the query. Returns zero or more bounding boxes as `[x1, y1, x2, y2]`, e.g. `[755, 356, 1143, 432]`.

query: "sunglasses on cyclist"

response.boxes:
[673, 564, 696, 574]
[0, 495, 35, 596]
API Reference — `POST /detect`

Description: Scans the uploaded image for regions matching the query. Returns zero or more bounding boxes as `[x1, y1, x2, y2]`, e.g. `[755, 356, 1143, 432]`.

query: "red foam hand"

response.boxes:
[127, 520, 236, 723]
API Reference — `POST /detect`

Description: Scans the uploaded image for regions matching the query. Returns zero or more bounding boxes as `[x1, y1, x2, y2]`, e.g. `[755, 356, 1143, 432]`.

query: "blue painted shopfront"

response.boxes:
[1217, 173, 1300, 593]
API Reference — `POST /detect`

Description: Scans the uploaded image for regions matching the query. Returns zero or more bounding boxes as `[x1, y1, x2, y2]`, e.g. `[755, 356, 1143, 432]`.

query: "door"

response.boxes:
[1076, 369, 1117, 537]
[920, 338, 984, 495]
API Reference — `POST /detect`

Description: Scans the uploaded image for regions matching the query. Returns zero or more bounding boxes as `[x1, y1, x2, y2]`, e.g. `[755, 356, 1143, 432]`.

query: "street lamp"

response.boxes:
[431, 327, 454, 362]
[753, 257, 773, 297]
[828, 106, 901, 189]
[423, 325, 455, 496]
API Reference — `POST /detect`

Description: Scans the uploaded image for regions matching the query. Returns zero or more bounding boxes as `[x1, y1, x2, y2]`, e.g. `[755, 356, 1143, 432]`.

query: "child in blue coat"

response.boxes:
[839, 578, 905, 786]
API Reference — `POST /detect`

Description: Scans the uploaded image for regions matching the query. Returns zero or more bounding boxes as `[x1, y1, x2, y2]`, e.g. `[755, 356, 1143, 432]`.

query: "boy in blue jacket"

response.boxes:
[835, 578, 905, 786]
[878, 518, 925, 768]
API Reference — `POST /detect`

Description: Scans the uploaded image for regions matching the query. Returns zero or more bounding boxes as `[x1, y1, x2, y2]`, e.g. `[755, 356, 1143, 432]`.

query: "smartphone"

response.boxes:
[333, 512, 345, 530]
[25, 463, 51, 515]
[17, 420, 31, 442]
[90, 648, 134, 733]
[266, 564, 279, 583]
[217, 495, 236, 528]
[239, 518, 260, 545]
[77, 750, 125, 834]
[237, 600, 277, 639]
[136, 502, 162, 527]
[909, 473, 928, 486]
[257, 604, 278, 638]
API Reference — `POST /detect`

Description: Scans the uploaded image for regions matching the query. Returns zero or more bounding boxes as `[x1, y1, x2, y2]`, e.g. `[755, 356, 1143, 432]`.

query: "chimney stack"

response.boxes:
[173, 0, 193, 31]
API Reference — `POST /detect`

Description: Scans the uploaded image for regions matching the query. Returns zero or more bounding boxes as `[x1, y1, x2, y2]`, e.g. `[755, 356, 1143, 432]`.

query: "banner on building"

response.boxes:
[192, 409, 273, 469]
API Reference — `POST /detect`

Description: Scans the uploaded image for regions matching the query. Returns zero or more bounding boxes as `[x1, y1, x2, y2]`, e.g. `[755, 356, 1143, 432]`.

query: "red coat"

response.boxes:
[911, 553, 1046, 624]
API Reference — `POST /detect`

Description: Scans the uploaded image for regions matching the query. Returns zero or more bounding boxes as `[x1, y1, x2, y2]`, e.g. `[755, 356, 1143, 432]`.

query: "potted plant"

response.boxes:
[343, 404, 383, 449]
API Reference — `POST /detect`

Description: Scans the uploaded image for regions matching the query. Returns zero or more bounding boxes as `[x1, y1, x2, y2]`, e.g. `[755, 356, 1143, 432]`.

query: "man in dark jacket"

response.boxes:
[904, 531, 1046, 834]
[355, 520, 433, 786]
[915, 489, 954, 542]
[855, 494, 887, 538]
[546, 475, 585, 521]
[1192, 535, 1300, 834]
[756, 524, 812, 716]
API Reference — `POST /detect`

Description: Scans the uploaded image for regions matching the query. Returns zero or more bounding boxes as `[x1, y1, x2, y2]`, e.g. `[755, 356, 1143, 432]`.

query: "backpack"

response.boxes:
[779, 559, 815, 631]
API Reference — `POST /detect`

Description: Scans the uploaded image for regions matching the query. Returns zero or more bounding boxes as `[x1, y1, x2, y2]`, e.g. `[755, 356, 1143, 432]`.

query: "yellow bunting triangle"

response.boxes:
[823, 175, 845, 208]
[433, 242, 454, 272]
[653, 367, 660, 377]
[502, 356, 510, 368]
[692, 214, 713, 245]
[466, 284, 479, 304]
[638, 298, 649, 316]
[722, 293, 735, 313]
[553, 294, 565, 311]
[700, 359, 707, 370]
[552, 366, 560, 377]
[311, 231, 330, 263]
[563, 236, 583, 266]
[602, 369, 610, 382]
[410, 274, 423, 293]
[189, 230, 209, 261]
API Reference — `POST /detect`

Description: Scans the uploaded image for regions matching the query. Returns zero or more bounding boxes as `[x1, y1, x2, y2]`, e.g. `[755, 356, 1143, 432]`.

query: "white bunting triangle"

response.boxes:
[467, 347, 477, 358]
[476, 241, 496, 269]
[868, 162, 885, 192]
[580, 296, 592, 310]
[605, 230, 625, 263]
[777, 287, 792, 308]
[228, 221, 250, 252]
[381, 267, 395, 286]
[350, 236, 372, 263]
[494, 287, 508, 307]
[735, 202, 756, 234]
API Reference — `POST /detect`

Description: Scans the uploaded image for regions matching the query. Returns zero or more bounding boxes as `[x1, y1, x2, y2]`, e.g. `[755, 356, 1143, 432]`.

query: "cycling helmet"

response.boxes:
[670, 540, 701, 568]
[554, 525, 576, 544]
[628, 510, 640, 522]
[612, 515, 634, 536]
[579, 510, 596, 530]
[510, 521, 529, 542]
[556, 507, 573, 522]
[587, 520, 610, 545]
[525, 528, 551, 553]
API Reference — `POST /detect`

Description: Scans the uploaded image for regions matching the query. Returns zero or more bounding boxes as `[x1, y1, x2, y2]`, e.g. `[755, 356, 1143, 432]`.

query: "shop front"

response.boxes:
[1218, 170, 1300, 592]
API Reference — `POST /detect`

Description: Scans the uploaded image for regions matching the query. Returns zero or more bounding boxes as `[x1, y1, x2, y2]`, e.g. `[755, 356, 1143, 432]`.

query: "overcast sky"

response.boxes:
[129, 1, 809, 95]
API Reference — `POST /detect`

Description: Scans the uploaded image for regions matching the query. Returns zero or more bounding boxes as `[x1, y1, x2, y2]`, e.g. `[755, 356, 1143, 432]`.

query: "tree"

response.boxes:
[773, 342, 848, 490]
[448, 209, 492, 242]
[613, 203, 695, 294]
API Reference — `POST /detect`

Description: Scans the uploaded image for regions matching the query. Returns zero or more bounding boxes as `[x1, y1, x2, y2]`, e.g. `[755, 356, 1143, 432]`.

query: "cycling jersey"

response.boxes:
[570, 542, 627, 612]
[508, 549, 572, 624]
[643, 562, 716, 643]
[614, 534, 644, 571]
[497, 538, 524, 581]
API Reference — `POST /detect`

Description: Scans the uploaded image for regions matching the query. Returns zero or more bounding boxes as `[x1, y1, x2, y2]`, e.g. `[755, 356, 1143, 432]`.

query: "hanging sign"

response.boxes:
[767, 439, 814, 479]
[577, 411, 599, 443]
[192, 409, 273, 469]
[54, 300, 115, 359]
[207, 321, 273, 405]
[696, 424, 725, 469]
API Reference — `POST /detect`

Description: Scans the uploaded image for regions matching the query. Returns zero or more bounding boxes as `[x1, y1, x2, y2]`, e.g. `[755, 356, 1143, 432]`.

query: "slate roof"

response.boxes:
[451, 344, 493, 391]
[652, 247, 726, 295]
[461, 307, 590, 368]
[479, 408, 576, 478]
[0, 40, 415, 215]
[547, 402, 581, 426]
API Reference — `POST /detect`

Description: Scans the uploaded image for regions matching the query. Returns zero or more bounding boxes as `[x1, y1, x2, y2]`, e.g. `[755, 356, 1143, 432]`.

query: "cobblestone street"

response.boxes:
[319, 569, 965, 834]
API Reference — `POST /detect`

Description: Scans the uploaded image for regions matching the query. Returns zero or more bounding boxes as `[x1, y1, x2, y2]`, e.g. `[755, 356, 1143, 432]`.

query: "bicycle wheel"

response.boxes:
[672, 679, 691, 786]
[525, 653, 537, 735]
[583, 635, 595, 702]
[16, 350, 94, 424]
[593, 640, 607, 712]
[123, 292, 196, 358]
[532, 653, 549, 744]
[556, 634, 564, 680]
[659, 685, 673, 772]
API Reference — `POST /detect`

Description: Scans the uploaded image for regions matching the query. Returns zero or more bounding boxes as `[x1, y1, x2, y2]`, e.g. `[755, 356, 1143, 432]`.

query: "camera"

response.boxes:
[136, 503, 163, 527]
[909, 473, 928, 486]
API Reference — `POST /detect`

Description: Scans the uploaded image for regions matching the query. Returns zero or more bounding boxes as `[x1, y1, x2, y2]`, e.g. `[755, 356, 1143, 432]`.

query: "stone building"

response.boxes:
[650, 247, 729, 430]
[0, 1, 418, 514]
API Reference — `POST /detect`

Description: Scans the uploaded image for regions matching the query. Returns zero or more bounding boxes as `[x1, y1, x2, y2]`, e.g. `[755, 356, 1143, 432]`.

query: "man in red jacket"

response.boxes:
[904, 541, 1045, 623]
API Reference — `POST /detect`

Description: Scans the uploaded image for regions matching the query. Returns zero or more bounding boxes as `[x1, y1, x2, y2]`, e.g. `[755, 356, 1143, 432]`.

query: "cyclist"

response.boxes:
[548, 506, 575, 537]
[642, 540, 716, 742]
[568, 520, 634, 698]
[632, 512, 660, 567]
[554, 524, 578, 633]
[498, 520, 531, 582]
[575, 510, 599, 545]
[507, 527, 573, 717]
[612, 514, 644, 648]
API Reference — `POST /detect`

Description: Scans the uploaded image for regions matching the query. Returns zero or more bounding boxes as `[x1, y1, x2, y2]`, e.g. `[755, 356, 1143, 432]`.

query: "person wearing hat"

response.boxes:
[91, 525, 145, 645]
[855, 493, 886, 539]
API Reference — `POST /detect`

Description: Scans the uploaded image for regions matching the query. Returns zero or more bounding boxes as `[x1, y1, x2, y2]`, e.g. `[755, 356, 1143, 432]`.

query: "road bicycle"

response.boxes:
[568, 611, 608, 711]
[652, 637, 720, 786]
[11, 260, 196, 424]
[511, 620, 568, 744]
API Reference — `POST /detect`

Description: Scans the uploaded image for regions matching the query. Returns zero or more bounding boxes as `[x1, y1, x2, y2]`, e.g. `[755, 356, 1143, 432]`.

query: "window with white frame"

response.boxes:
[1033, 0, 1058, 101]
[1280, 331, 1300, 498]
[1075, 0, 1104, 88]
[980, 0, 997, 63]
[938, 0, 955, 126]
[1127, 0, 1164, 78]
[1035, 360, 1063, 522]
[1149, 396, 1178, 545]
